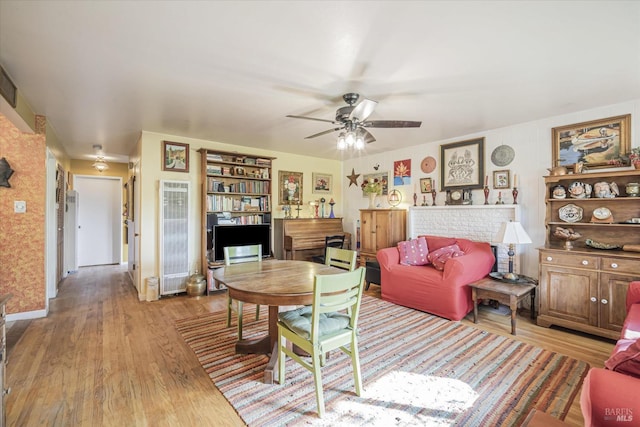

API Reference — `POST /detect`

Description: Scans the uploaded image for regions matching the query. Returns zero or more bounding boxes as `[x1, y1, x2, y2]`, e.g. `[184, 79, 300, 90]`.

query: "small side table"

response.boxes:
[470, 276, 537, 335]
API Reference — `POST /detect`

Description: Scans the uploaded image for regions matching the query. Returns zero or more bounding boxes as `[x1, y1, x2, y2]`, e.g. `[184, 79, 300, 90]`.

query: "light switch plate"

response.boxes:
[14, 201, 26, 213]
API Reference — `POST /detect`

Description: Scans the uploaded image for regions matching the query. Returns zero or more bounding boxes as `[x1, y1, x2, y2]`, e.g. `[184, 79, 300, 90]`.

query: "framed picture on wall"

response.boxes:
[312, 172, 332, 194]
[162, 141, 189, 172]
[420, 178, 432, 193]
[279, 170, 303, 205]
[440, 137, 485, 191]
[492, 170, 510, 189]
[551, 114, 631, 170]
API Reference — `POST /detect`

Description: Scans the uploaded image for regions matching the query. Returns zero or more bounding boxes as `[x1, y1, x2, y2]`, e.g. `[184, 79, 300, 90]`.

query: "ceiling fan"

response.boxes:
[286, 93, 421, 149]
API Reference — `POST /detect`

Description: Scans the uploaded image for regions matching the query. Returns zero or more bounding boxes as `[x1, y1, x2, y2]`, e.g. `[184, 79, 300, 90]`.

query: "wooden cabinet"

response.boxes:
[359, 209, 407, 266]
[199, 149, 275, 273]
[538, 169, 640, 339]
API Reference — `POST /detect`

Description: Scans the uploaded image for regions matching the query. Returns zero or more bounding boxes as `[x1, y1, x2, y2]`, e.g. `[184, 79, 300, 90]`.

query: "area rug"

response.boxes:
[176, 296, 588, 426]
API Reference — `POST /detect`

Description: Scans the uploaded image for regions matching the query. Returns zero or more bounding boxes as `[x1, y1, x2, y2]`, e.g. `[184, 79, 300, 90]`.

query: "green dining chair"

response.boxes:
[277, 267, 366, 417]
[324, 247, 358, 271]
[224, 244, 262, 340]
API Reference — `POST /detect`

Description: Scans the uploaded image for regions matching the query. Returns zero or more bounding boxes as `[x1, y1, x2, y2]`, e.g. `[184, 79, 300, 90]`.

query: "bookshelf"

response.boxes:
[199, 148, 276, 280]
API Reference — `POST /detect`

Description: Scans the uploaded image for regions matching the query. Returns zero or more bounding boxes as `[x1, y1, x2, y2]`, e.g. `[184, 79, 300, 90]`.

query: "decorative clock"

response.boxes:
[590, 207, 614, 224]
[445, 189, 472, 205]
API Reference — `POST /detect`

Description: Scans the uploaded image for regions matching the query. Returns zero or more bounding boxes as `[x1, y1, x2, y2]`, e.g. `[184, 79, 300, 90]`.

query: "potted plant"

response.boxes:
[361, 178, 382, 208]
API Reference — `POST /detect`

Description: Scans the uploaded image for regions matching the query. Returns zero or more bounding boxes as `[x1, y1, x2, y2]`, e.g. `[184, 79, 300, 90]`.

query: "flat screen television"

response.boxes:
[213, 224, 271, 262]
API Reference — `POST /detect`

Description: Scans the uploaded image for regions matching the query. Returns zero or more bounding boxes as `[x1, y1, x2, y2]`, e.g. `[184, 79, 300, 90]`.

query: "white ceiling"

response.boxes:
[1, 1, 639, 163]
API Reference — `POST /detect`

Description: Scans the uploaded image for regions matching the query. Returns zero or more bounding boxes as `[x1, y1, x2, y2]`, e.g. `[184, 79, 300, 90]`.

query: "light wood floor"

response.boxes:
[6, 264, 614, 426]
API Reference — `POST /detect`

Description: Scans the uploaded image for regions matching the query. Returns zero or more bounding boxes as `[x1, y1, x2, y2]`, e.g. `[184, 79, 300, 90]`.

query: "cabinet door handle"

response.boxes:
[601, 299, 608, 305]
[581, 260, 589, 265]
[546, 256, 552, 261]
[610, 263, 618, 268]
[590, 297, 597, 302]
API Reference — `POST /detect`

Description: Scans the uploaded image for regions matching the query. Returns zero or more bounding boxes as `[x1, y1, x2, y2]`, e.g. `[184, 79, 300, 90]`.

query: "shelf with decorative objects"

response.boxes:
[538, 168, 640, 339]
[199, 149, 276, 284]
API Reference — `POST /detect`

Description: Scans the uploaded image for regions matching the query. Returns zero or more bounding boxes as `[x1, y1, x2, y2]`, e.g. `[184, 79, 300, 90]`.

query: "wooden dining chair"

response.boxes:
[277, 267, 366, 417]
[324, 247, 358, 271]
[223, 244, 262, 340]
[311, 235, 345, 264]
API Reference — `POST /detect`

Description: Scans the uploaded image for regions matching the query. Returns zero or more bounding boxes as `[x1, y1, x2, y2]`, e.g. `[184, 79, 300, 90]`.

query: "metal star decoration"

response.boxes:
[347, 168, 360, 187]
[0, 157, 15, 188]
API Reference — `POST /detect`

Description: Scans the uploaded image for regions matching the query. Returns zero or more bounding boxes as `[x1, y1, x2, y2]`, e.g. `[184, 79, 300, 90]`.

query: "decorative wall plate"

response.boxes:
[559, 203, 583, 223]
[420, 156, 436, 173]
[490, 145, 515, 166]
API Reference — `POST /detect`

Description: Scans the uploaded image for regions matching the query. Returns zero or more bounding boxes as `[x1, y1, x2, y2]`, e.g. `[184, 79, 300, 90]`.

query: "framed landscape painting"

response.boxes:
[162, 141, 189, 172]
[440, 137, 485, 191]
[551, 114, 631, 170]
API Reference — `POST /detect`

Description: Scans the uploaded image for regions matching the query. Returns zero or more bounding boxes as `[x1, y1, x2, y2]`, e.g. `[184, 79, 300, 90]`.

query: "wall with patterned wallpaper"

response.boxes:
[0, 114, 46, 314]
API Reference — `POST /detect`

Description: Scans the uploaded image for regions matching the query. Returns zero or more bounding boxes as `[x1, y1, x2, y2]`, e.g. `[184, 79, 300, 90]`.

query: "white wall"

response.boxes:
[342, 99, 640, 279]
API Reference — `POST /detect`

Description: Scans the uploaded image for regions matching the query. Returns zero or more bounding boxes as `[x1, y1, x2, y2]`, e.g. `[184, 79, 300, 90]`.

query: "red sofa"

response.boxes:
[376, 235, 495, 321]
[581, 281, 640, 426]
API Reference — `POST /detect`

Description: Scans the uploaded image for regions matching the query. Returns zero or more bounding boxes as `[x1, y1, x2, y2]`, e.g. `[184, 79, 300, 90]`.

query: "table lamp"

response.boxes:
[494, 220, 532, 281]
[388, 189, 402, 208]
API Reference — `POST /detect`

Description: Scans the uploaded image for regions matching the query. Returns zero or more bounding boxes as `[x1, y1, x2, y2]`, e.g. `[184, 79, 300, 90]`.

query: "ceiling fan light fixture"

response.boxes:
[345, 132, 355, 146]
[355, 135, 365, 149]
[337, 133, 346, 150]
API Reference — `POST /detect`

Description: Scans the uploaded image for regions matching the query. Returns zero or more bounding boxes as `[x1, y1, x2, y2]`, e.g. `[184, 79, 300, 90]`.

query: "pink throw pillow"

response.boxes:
[605, 338, 640, 378]
[397, 237, 430, 266]
[427, 244, 465, 271]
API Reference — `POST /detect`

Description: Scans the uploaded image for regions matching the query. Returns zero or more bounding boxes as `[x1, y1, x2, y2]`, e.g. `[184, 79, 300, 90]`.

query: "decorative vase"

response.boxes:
[634, 162, 640, 170]
[186, 271, 206, 297]
[368, 192, 377, 209]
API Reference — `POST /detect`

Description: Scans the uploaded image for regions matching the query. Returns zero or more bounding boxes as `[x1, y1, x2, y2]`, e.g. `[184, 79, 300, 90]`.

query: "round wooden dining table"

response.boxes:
[212, 259, 344, 384]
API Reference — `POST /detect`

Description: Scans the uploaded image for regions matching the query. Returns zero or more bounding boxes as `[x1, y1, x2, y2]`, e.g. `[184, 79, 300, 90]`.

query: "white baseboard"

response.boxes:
[7, 308, 48, 322]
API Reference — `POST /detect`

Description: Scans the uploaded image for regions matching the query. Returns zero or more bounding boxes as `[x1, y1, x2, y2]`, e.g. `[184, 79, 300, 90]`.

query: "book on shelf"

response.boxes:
[207, 154, 223, 161]
[207, 165, 222, 175]
[256, 158, 271, 167]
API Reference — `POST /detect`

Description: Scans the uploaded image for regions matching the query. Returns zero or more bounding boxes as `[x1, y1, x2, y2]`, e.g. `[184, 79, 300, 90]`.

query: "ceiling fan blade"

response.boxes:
[358, 128, 376, 144]
[305, 127, 343, 139]
[286, 114, 336, 124]
[363, 120, 422, 128]
[349, 99, 377, 122]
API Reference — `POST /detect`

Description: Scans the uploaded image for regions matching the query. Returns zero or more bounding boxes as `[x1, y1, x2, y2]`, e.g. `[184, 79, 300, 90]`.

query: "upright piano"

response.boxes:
[273, 218, 351, 260]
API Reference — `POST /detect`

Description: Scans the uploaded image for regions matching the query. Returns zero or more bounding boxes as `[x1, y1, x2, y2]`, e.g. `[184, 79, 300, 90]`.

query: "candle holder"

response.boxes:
[329, 199, 336, 218]
[483, 185, 490, 205]
[512, 187, 519, 204]
[431, 189, 437, 206]
[413, 192, 417, 207]
[320, 197, 326, 218]
[422, 195, 427, 206]
[496, 192, 504, 205]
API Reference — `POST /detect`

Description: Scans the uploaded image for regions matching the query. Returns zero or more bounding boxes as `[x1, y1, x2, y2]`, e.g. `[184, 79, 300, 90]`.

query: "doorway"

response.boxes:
[74, 175, 122, 266]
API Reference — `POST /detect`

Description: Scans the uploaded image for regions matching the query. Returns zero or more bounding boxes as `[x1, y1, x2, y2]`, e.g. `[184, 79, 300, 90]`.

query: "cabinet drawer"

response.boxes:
[540, 252, 599, 269]
[601, 257, 639, 274]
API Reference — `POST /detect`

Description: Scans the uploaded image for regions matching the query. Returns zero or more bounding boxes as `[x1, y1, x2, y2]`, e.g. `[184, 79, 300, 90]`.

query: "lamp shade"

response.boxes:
[388, 189, 402, 207]
[494, 221, 532, 245]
